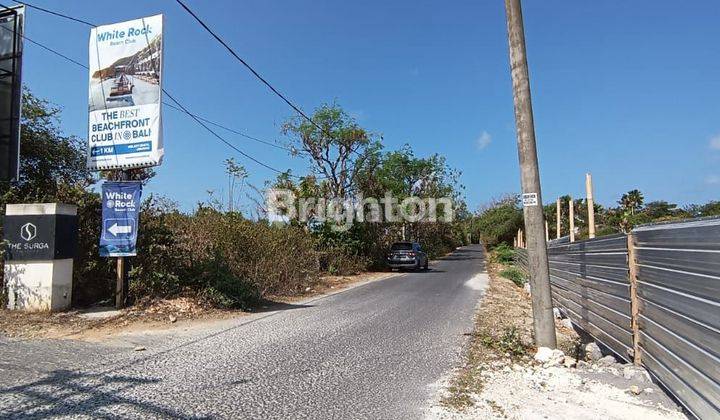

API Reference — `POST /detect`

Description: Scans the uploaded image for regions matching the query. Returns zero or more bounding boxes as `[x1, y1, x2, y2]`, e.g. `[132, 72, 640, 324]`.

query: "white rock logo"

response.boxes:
[20, 222, 37, 242]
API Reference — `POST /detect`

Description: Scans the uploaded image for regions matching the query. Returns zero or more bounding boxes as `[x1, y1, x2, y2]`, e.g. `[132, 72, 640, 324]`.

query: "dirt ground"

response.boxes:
[427, 257, 686, 420]
[0, 271, 397, 342]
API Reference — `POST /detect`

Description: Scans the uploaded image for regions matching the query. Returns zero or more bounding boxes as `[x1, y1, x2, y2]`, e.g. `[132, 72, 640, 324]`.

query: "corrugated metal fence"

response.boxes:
[633, 218, 720, 418]
[548, 234, 634, 362]
[513, 218, 720, 418]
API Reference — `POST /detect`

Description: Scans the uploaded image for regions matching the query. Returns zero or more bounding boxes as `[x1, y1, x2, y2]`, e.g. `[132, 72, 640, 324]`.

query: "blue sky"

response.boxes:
[14, 0, 720, 212]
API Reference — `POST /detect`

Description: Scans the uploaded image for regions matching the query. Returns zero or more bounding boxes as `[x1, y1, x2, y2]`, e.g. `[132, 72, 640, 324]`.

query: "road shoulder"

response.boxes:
[0, 271, 401, 344]
[426, 252, 686, 419]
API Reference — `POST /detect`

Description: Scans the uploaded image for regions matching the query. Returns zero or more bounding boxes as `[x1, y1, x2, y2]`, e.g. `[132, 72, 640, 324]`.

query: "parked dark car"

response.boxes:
[386, 241, 428, 271]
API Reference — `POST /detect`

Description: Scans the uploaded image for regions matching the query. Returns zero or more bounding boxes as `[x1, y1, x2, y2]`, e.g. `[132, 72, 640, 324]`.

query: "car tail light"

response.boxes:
[408, 252, 416, 256]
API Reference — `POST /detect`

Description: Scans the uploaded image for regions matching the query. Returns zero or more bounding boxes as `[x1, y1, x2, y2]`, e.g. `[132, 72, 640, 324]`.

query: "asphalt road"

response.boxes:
[0, 245, 488, 419]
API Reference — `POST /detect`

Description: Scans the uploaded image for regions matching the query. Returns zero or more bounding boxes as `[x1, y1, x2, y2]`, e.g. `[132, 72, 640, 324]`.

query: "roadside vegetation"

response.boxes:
[3, 91, 716, 311]
[468, 189, 720, 257]
[0, 91, 469, 310]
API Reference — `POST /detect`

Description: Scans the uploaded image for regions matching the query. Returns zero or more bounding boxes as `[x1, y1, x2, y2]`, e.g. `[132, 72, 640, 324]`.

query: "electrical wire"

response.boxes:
[1, 1, 306, 177]
[173, 0, 326, 136]
[172, 0, 370, 164]
[9, 1, 369, 181]
[12, 0, 93, 26]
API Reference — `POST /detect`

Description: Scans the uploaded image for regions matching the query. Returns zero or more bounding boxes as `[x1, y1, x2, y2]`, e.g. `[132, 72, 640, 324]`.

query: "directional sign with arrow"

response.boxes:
[108, 223, 133, 236]
[100, 182, 142, 257]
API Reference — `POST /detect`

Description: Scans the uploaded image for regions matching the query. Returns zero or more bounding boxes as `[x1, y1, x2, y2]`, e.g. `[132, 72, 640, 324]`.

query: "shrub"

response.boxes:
[128, 196, 183, 300]
[199, 269, 259, 309]
[176, 209, 321, 298]
[470, 195, 523, 248]
[491, 243, 515, 264]
[499, 267, 526, 287]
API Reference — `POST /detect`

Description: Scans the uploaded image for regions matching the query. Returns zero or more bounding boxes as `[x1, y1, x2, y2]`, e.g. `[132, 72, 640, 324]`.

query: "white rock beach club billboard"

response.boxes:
[87, 15, 163, 170]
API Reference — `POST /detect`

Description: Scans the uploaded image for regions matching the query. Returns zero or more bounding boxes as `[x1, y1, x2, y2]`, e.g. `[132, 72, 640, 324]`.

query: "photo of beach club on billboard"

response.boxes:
[88, 18, 162, 112]
[87, 15, 164, 171]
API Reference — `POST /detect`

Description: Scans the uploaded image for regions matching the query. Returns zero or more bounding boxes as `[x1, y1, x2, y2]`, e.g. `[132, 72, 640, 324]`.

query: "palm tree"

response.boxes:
[619, 189, 644, 215]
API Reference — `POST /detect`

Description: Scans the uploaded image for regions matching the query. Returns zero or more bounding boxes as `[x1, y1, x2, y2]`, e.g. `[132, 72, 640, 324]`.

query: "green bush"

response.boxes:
[498, 327, 530, 356]
[470, 195, 523, 248]
[499, 267, 526, 287]
[127, 196, 183, 300]
[479, 327, 530, 357]
[175, 210, 322, 299]
[491, 243, 515, 264]
[199, 269, 259, 309]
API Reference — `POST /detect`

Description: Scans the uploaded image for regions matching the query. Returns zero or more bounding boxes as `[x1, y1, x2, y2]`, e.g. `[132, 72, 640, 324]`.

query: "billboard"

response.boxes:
[100, 181, 142, 257]
[88, 15, 163, 171]
[0, 5, 24, 182]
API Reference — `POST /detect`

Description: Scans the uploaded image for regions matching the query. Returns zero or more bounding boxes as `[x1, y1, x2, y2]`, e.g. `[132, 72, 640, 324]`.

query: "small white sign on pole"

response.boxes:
[522, 193, 538, 207]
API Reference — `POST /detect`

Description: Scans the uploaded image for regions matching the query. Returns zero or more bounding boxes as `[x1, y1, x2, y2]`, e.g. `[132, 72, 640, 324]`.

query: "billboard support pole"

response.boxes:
[115, 170, 128, 309]
[115, 252, 125, 309]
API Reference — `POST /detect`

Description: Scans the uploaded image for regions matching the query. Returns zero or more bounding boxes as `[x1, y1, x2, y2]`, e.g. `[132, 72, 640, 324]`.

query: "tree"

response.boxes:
[282, 103, 381, 198]
[471, 195, 524, 248]
[643, 200, 684, 220]
[685, 201, 720, 218]
[1, 90, 93, 204]
[224, 158, 247, 213]
[619, 189, 644, 215]
[0, 90, 115, 306]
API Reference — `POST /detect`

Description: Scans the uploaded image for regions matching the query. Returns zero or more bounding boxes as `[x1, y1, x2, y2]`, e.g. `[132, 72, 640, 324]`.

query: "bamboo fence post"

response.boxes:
[586, 173, 596, 239]
[545, 220, 549, 242]
[627, 233, 642, 365]
[556, 197, 561, 239]
[569, 198, 575, 242]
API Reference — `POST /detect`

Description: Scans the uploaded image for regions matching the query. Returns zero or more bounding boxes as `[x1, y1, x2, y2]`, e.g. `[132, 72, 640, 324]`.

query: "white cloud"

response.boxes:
[706, 175, 720, 185]
[476, 131, 492, 150]
[710, 134, 720, 150]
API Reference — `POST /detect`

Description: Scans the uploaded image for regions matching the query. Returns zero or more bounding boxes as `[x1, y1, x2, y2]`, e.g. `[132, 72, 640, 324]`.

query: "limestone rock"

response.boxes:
[584, 342, 603, 361]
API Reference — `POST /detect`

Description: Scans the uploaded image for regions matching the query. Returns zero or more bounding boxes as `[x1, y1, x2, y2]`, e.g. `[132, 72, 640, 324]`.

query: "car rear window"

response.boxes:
[391, 243, 413, 251]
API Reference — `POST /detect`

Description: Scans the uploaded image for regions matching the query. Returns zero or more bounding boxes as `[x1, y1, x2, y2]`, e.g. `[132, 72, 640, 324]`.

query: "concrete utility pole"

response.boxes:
[586, 173, 596, 239]
[503, 0, 557, 347]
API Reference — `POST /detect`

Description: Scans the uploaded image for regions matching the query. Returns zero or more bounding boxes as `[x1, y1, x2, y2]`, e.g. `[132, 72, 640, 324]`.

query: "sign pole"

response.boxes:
[116, 252, 125, 309]
[504, 0, 557, 348]
[115, 170, 128, 309]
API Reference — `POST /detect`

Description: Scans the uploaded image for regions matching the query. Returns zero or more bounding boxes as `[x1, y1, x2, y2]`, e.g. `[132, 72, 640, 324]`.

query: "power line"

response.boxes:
[173, 0, 325, 135]
[163, 90, 293, 176]
[161, 102, 299, 154]
[14, 0, 93, 26]
[173, 0, 371, 168]
[0, 23, 299, 159]
[2, 2, 307, 178]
